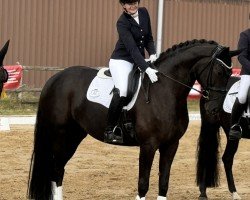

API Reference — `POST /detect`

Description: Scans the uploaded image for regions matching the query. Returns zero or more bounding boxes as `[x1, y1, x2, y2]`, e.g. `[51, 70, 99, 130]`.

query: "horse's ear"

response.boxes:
[229, 49, 243, 58]
[0, 40, 10, 66]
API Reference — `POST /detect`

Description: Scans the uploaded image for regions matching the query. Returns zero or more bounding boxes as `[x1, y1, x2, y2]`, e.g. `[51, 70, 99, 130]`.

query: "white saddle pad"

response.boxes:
[86, 68, 141, 110]
[223, 80, 250, 117]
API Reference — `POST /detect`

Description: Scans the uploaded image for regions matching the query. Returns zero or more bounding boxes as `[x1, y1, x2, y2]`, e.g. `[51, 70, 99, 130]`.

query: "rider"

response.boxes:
[229, 28, 250, 140]
[104, 0, 158, 144]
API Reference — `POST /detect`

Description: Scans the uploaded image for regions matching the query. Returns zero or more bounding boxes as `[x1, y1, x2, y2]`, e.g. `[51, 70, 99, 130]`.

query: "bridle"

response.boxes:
[0, 65, 8, 83]
[199, 45, 232, 100]
[155, 45, 232, 100]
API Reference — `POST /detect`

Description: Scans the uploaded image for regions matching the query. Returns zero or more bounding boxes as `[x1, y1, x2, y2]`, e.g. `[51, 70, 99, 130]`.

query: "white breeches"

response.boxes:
[238, 75, 250, 104]
[109, 59, 134, 97]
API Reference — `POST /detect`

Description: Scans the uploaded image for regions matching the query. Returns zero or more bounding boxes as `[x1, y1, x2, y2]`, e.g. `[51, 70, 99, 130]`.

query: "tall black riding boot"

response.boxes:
[229, 98, 245, 140]
[104, 89, 125, 144]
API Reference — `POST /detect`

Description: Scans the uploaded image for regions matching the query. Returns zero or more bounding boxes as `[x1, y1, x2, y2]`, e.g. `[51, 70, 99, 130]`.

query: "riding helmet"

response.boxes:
[119, 0, 140, 4]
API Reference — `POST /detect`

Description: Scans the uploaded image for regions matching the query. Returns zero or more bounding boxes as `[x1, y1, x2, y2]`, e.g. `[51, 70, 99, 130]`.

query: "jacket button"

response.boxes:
[141, 29, 143, 32]
[140, 41, 143, 43]
[142, 36, 144, 38]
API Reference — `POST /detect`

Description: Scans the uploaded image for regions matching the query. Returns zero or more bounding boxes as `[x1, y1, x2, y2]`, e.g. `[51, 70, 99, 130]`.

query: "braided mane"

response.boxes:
[155, 39, 218, 65]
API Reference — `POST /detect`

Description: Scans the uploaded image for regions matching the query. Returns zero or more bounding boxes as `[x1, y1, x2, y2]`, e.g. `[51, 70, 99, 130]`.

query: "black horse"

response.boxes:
[197, 75, 249, 200]
[0, 40, 10, 96]
[27, 39, 240, 200]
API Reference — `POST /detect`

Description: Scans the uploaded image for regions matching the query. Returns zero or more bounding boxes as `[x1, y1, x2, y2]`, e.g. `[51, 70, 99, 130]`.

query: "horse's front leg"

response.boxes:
[198, 177, 208, 200]
[222, 139, 241, 200]
[136, 143, 158, 199]
[158, 141, 179, 200]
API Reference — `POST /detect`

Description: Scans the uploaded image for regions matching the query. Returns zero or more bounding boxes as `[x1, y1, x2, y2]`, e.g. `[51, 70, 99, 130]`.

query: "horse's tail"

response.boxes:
[27, 107, 53, 199]
[196, 117, 221, 187]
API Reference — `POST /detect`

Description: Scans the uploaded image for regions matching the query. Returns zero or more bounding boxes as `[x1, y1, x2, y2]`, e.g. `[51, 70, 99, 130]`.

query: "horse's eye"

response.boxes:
[218, 70, 223, 76]
[215, 65, 223, 76]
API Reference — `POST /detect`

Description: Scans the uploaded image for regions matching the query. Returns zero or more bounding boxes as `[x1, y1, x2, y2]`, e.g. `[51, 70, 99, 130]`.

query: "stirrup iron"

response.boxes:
[104, 126, 123, 144]
[229, 124, 242, 140]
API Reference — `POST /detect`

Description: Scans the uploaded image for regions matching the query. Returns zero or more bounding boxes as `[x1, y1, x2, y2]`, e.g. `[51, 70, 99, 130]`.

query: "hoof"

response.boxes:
[135, 195, 145, 200]
[157, 196, 167, 200]
[198, 197, 208, 200]
[232, 192, 241, 200]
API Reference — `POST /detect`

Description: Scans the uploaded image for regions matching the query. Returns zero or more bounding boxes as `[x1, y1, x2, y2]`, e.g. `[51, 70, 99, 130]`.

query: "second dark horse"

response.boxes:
[197, 76, 249, 200]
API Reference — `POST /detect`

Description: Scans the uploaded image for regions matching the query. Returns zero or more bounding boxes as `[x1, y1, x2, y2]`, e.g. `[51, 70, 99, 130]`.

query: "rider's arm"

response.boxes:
[117, 19, 149, 72]
[238, 31, 250, 74]
[142, 8, 156, 56]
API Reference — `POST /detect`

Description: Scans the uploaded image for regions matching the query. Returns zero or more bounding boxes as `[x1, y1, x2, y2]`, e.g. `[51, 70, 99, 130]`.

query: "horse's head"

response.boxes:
[151, 40, 241, 116]
[194, 45, 241, 115]
[0, 40, 10, 96]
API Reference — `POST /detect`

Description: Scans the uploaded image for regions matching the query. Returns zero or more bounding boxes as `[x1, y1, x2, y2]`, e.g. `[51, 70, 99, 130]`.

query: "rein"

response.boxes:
[157, 70, 207, 97]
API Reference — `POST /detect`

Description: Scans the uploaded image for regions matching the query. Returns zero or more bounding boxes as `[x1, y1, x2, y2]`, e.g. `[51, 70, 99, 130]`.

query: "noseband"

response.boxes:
[0, 65, 8, 83]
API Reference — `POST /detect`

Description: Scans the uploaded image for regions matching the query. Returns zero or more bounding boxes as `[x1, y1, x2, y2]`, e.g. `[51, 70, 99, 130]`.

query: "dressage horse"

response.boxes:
[197, 76, 249, 200]
[0, 40, 10, 96]
[27, 39, 240, 200]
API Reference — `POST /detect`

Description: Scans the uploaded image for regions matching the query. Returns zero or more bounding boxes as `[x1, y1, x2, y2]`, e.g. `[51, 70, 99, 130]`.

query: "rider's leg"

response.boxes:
[104, 88, 126, 143]
[104, 59, 133, 143]
[229, 75, 250, 140]
[229, 98, 245, 140]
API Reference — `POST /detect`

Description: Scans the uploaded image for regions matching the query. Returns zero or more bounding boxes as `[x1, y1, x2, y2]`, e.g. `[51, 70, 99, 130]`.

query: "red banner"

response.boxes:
[232, 68, 241, 77]
[3, 65, 23, 90]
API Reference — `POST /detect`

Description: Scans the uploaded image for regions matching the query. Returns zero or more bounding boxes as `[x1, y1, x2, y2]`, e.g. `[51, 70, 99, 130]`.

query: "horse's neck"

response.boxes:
[159, 56, 196, 85]
[161, 45, 213, 77]
[157, 46, 214, 99]
[179, 46, 212, 64]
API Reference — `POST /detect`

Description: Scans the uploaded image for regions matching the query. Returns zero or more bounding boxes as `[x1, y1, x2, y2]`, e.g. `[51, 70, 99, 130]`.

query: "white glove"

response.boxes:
[145, 67, 158, 83]
[149, 54, 157, 62]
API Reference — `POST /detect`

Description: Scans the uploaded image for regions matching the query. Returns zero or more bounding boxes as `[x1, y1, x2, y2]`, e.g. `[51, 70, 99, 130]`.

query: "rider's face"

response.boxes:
[122, 2, 139, 15]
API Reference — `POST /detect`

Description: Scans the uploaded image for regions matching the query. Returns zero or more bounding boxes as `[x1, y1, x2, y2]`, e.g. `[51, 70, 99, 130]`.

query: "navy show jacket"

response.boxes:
[238, 28, 250, 75]
[110, 7, 156, 72]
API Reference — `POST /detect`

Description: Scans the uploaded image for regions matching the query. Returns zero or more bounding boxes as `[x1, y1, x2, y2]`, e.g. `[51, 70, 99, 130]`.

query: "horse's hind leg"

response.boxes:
[158, 141, 179, 200]
[198, 174, 208, 200]
[51, 122, 87, 200]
